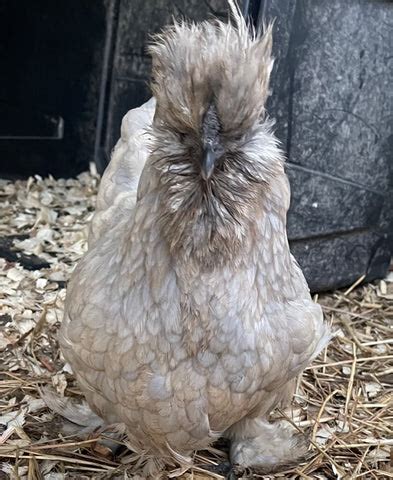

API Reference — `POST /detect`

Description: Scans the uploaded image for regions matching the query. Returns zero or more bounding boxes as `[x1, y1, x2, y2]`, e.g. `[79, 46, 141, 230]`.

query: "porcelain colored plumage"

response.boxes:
[60, 6, 330, 475]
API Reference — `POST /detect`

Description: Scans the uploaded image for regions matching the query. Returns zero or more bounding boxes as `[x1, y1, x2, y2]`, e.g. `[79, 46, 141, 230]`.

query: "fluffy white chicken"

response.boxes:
[59, 3, 330, 475]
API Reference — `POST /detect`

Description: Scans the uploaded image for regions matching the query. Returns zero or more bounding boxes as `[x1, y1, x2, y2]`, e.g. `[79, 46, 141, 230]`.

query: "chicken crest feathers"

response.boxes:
[148, 6, 274, 135]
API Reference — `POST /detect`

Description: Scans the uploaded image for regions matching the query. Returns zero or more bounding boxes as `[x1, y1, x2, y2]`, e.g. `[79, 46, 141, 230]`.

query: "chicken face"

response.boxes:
[148, 21, 284, 267]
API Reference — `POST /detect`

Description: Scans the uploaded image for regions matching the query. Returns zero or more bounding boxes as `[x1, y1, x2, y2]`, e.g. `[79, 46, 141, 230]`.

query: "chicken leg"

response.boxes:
[228, 417, 308, 472]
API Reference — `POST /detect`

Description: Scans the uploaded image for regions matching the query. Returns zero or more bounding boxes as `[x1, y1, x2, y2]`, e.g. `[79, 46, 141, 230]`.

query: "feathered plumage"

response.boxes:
[59, 4, 330, 476]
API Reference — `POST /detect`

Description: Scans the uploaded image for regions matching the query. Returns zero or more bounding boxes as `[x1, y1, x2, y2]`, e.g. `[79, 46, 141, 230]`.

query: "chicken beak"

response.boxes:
[201, 147, 216, 181]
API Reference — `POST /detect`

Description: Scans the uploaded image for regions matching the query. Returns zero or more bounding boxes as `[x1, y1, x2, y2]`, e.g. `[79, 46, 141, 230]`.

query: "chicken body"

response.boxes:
[59, 8, 330, 473]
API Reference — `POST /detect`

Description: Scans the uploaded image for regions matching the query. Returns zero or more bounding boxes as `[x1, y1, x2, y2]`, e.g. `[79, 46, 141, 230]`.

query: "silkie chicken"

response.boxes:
[59, 2, 330, 476]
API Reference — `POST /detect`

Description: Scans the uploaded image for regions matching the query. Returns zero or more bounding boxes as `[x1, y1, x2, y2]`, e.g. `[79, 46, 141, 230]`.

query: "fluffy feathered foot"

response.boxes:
[40, 388, 124, 455]
[228, 418, 309, 472]
[40, 387, 104, 430]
